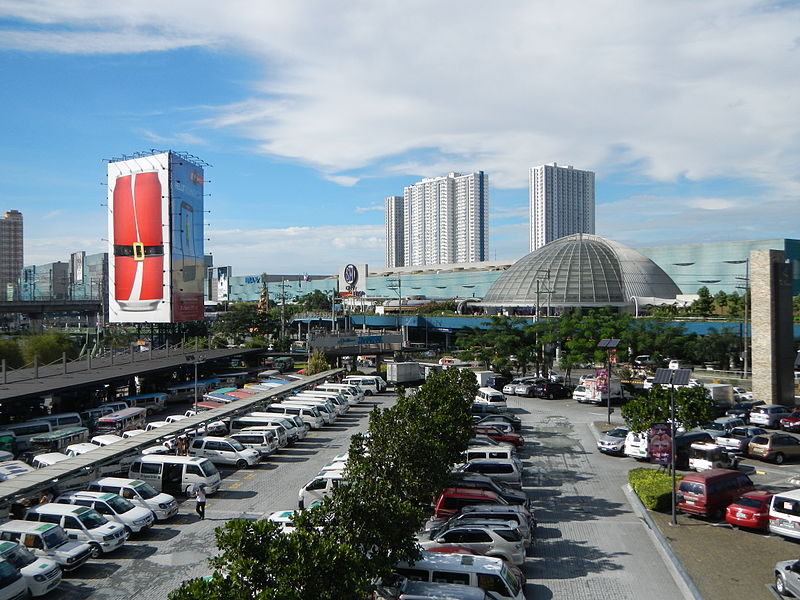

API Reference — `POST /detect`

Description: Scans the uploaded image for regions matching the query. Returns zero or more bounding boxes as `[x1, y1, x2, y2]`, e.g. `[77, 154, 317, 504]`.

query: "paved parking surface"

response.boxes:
[46, 390, 720, 599]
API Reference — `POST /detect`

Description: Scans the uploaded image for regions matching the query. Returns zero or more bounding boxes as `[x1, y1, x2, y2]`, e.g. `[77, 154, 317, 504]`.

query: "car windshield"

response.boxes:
[4, 545, 36, 569]
[229, 440, 246, 451]
[733, 497, 765, 509]
[605, 428, 628, 438]
[0, 560, 19, 586]
[496, 528, 522, 542]
[78, 510, 108, 529]
[703, 423, 725, 431]
[200, 461, 218, 477]
[42, 527, 69, 548]
[678, 481, 703, 494]
[106, 495, 136, 513]
[134, 482, 159, 500]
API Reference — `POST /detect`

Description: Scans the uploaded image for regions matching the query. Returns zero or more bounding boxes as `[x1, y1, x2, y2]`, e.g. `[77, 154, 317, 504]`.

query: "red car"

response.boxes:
[780, 411, 800, 432]
[471, 425, 524, 447]
[725, 491, 773, 530]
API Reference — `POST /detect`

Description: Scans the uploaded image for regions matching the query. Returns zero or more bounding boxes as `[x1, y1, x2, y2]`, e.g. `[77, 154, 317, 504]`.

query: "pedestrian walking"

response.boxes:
[194, 484, 206, 520]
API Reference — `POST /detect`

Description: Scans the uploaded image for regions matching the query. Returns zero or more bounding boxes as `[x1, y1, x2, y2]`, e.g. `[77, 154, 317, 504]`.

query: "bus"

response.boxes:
[94, 408, 148, 436]
[28, 427, 89, 454]
[166, 379, 218, 404]
[213, 373, 249, 387]
[273, 357, 294, 372]
[124, 393, 167, 415]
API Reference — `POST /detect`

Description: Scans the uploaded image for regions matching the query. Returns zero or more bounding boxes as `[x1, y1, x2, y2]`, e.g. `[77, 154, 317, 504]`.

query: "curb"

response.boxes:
[623, 483, 704, 600]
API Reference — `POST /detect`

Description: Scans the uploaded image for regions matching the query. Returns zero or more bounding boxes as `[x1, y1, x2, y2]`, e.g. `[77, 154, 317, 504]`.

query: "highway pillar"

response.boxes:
[62, 352, 67, 375]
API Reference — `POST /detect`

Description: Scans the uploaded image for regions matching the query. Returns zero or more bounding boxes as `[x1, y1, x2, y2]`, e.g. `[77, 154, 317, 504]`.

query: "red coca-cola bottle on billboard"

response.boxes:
[113, 172, 164, 311]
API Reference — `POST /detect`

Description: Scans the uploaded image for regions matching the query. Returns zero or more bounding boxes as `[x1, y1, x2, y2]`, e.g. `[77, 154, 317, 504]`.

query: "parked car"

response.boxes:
[469, 403, 505, 418]
[726, 400, 765, 420]
[732, 387, 753, 402]
[513, 379, 545, 398]
[533, 382, 571, 399]
[431, 488, 507, 520]
[55, 490, 155, 534]
[473, 413, 522, 432]
[425, 504, 536, 548]
[453, 458, 524, 489]
[700, 417, 745, 438]
[467, 435, 515, 450]
[748, 432, 800, 464]
[596, 426, 630, 456]
[675, 468, 754, 519]
[724, 491, 772, 530]
[780, 411, 800, 432]
[0, 539, 61, 597]
[419, 523, 525, 566]
[470, 425, 524, 447]
[750, 405, 793, 428]
[502, 378, 531, 396]
[447, 472, 529, 508]
[674, 431, 715, 469]
[716, 426, 768, 454]
[775, 559, 800, 597]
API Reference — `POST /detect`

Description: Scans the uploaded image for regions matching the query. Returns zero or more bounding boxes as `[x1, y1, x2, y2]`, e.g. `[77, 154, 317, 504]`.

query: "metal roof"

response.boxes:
[0, 368, 341, 506]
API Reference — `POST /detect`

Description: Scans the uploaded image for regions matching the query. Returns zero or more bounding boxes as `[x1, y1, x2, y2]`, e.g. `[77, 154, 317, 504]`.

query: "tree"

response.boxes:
[297, 290, 332, 312]
[305, 349, 330, 375]
[621, 384, 716, 433]
[19, 333, 78, 365]
[692, 286, 714, 317]
[0, 339, 22, 369]
[456, 316, 535, 375]
[213, 303, 276, 343]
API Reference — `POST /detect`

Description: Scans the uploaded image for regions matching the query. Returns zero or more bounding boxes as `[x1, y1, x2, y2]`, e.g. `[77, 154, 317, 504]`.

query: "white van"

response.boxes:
[298, 470, 346, 509]
[0, 461, 35, 478]
[268, 404, 324, 430]
[30, 412, 82, 431]
[55, 491, 155, 534]
[243, 412, 302, 443]
[343, 375, 381, 395]
[230, 430, 278, 457]
[394, 552, 524, 600]
[0, 558, 29, 600]
[0, 539, 61, 597]
[315, 384, 363, 405]
[0, 422, 51, 452]
[128, 455, 221, 496]
[668, 359, 693, 371]
[230, 416, 291, 446]
[769, 488, 800, 540]
[90, 434, 124, 448]
[188, 436, 260, 468]
[24, 503, 127, 558]
[87, 477, 178, 521]
[296, 390, 349, 415]
[281, 400, 336, 424]
[474, 388, 507, 412]
[394, 581, 498, 600]
[623, 431, 650, 460]
[0, 521, 92, 572]
[64, 443, 97, 458]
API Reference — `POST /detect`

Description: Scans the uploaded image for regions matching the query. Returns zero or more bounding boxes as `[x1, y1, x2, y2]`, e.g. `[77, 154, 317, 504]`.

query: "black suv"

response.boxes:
[533, 382, 571, 399]
[474, 413, 522, 432]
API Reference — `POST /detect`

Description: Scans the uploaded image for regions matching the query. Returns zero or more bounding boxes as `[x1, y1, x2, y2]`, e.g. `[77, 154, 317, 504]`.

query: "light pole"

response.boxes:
[598, 339, 620, 424]
[186, 353, 205, 414]
[653, 367, 691, 526]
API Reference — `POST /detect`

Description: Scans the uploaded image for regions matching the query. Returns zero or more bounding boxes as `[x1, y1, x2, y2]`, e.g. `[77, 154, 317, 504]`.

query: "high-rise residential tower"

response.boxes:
[384, 196, 404, 268]
[389, 171, 488, 267]
[0, 210, 23, 300]
[529, 163, 595, 251]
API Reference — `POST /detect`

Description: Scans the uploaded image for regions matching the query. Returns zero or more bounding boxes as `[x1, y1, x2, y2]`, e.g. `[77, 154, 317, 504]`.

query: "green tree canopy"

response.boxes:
[20, 333, 78, 365]
[621, 384, 716, 433]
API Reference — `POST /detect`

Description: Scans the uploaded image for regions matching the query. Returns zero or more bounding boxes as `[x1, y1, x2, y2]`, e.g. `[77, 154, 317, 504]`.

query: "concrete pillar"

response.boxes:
[751, 249, 795, 405]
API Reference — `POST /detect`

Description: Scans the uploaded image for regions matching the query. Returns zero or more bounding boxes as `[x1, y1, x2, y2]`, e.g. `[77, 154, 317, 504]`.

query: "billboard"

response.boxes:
[338, 263, 368, 297]
[649, 423, 672, 465]
[70, 251, 85, 284]
[217, 266, 231, 302]
[107, 151, 204, 323]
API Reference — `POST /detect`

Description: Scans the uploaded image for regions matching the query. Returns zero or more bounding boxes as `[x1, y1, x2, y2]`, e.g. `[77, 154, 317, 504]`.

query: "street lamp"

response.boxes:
[653, 367, 692, 526]
[186, 353, 205, 414]
[597, 339, 620, 424]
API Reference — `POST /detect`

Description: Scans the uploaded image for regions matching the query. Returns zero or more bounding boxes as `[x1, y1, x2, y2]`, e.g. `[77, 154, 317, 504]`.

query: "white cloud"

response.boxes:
[322, 174, 360, 187]
[140, 129, 207, 147]
[207, 224, 384, 274]
[354, 205, 383, 214]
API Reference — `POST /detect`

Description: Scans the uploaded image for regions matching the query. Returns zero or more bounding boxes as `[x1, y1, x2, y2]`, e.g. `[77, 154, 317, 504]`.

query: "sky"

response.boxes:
[1, 0, 798, 276]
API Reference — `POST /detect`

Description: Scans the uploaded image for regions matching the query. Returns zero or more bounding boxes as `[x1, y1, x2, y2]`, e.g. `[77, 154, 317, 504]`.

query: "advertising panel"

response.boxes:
[217, 266, 231, 302]
[338, 263, 368, 297]
[70, 251, 85, 284]
[169, 154, 205, 321]
[108, 152, 171, 323]
[649, 423, 672, 465]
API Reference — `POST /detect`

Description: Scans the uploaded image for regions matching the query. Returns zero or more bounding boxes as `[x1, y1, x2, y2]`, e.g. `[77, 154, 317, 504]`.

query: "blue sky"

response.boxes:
[1, 1, 798, 275]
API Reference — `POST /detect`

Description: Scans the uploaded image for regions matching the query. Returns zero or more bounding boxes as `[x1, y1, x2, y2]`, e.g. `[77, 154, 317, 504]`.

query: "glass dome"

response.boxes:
[483, 234, 682, 307]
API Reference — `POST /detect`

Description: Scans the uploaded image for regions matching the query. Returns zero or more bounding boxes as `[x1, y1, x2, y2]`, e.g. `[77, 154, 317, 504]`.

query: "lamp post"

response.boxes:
[653, 367, 691, 526]
[186, 353, 205, 414]
[597, 339, 620, 424]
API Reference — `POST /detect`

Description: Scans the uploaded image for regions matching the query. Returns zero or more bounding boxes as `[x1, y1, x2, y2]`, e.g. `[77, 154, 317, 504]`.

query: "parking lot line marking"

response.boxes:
[229, 481, 242, 490]
[244, 473, 257, 480]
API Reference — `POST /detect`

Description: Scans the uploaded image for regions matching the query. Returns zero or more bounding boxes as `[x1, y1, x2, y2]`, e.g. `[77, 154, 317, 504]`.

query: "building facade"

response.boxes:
[384, 196, 404, 268]
[529, 163, 595, 252]
[398, 171, 489, 267]
[0, 210, 23, 300]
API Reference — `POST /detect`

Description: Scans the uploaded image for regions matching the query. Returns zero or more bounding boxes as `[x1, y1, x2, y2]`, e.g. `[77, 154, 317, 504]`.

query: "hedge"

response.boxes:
[628, 467, 682, 512]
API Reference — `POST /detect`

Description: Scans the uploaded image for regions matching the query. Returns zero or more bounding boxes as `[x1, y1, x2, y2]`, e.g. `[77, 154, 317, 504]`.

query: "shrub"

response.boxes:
[628, 467, 682, 512]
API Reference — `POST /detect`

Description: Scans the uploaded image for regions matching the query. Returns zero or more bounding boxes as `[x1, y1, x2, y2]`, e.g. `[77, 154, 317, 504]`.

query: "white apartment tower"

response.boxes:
[384, 196, 404, 268]
[389, 171, 488, 267]
[529, 163, 595, 251]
